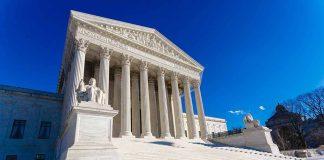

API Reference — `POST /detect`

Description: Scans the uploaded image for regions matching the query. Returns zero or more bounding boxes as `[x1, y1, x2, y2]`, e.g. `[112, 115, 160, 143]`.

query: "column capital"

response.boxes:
[121, 54, 132, 66]
[75, 38, 89, 53]
[182, 76, 190, 84]
[193, 80, 201, 88]
[157, 67, 165, 77]
[100, 47, 112, 60]
[171, 72, 179, 81]
[140, 60, 148, 71]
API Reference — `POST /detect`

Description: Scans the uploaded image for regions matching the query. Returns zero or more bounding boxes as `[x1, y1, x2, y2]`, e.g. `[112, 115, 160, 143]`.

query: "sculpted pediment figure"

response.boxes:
[70, 10, 204, 72]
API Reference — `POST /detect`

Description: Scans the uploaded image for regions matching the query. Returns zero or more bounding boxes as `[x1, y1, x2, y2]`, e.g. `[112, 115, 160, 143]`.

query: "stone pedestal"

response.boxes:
[58, 102, 119, 160]
[243, 127, 280, 154]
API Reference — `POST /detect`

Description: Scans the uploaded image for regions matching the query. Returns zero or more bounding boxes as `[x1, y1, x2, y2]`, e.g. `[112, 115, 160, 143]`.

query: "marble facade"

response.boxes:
[57, 10, 209, 142]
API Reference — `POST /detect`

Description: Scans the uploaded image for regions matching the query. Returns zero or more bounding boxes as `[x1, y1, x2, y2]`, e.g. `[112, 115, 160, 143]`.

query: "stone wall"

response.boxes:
[210, 127, 280, 154]
[0, 85, 63, 160]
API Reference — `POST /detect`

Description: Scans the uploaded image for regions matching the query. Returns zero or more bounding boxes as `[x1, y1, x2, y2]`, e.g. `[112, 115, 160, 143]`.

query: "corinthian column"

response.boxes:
[131, 72, 141, 138]
[98, 47, 112, 105]
[183, 77, 198, 139]
[65, 38, 89, 114]
[157, 67, 172, 138]
[171, 73, 186, 139]
[140, 61, 154, 138]
[193, 81, 207, 139]
[149, 78, 159, 137]
[119, 54, 134, 138]
[113, 68, 121, 137]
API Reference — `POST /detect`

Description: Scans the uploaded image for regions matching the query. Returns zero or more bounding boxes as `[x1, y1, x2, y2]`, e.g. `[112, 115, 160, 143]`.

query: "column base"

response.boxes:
[189, 135, 200, 140]
[141, 132, 155, 139]
[119, 131, 135, 138]
[160, 133, 173, 139]
[175, 136, 187, 139]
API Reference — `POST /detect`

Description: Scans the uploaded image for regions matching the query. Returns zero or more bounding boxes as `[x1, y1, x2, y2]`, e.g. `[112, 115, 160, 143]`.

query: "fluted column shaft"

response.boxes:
[98, 47, 111, 105]
[94, 64, 100, 84]
[112, 68, 121, 137]
[120, 54, 133, 137]
[157, 68, 172, 138]
[140, 61, 153, 137]
[166, 88, 175, 137]
[171, 73, 186, 139]
[131, 73, 141, 138]
[183, 77, 198, 139]
[194, 81, 207, 139]
[64, 39, 88, 119]
[149, 79, 159, 137]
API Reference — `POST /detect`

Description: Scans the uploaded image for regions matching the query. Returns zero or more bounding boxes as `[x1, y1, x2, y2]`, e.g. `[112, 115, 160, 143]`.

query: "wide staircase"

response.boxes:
[112, 138, 303, 160]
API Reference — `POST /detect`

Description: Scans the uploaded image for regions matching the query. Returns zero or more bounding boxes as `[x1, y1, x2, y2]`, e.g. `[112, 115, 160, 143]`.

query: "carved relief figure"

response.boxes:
[243, 113, 261, 129]
[76, 78, 106, 105]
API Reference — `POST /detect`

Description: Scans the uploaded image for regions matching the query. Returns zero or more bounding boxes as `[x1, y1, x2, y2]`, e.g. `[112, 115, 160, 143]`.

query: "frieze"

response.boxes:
[90, 21, 200, 68]
[77, 27, 200, 79]
[94, 23, 189, 63]
[76, 20, 201, 71]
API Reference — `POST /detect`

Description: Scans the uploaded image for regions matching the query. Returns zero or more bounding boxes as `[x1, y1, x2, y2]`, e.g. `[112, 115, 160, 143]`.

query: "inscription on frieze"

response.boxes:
[77, 27, 200, 78]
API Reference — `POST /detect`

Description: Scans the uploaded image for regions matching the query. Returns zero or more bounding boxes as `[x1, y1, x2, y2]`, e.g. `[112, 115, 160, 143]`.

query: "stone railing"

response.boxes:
[207, 128, 243, 139]
[281, 148, 324, 158]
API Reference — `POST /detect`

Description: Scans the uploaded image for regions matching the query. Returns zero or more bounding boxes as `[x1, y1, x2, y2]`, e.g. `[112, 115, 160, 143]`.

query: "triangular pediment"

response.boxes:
[70, 10, 204, 71]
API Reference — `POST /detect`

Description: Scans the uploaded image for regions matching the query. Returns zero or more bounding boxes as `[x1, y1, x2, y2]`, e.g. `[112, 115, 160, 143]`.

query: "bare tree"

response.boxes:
[283, 100, 307, 149]
[297, 87, 324, 121]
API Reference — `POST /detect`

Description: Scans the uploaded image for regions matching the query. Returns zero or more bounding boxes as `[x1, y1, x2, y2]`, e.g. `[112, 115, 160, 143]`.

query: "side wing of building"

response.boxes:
[0, 85, 63, 160]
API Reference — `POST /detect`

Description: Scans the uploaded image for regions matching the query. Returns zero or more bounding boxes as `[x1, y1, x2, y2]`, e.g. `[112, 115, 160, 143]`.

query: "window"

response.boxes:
[199, 131, 201, 137]
[10, 119, 26, 139]
[38, 121, 51, 139]
[6, 155, 17, 160]
[35, 154, 45, 160]
[185, 130, 187, 137]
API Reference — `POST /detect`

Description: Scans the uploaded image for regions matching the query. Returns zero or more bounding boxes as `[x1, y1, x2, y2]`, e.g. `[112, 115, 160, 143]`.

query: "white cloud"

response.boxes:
[228, 110, 244, 115]
[259, 106, 265, 110]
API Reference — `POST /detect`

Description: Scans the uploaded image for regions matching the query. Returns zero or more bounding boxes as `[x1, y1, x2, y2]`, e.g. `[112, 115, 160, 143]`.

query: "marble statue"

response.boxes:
[76, 78, 106, 105]
[243, 113, 261, 129]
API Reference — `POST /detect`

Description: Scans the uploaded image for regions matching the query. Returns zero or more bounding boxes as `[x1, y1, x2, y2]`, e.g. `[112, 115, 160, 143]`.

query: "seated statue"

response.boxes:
[243, 113, 261, 129]
[76, 78, 106, 105]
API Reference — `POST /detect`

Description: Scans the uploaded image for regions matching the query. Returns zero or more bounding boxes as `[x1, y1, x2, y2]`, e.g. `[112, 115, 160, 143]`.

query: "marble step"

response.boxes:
[113, 138, 303, 160]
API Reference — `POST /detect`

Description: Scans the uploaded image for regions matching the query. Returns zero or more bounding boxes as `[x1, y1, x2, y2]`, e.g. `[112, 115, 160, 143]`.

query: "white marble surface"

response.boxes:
[112, 138, 300, 160]
[58, 102, 118, 159]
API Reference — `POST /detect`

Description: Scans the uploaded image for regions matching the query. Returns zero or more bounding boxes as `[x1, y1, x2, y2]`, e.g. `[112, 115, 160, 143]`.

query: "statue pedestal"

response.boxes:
[58, 102, 119, 160]
[243, 127, 280, 154]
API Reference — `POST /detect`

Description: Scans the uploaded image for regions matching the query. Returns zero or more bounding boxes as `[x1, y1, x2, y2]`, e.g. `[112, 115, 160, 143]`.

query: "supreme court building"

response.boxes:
[0, 11, 227, 159]
[58, 10, 210, 140]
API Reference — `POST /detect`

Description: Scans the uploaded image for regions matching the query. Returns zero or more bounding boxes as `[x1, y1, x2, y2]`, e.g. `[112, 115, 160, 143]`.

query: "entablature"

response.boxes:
[73, 24, 201, 80]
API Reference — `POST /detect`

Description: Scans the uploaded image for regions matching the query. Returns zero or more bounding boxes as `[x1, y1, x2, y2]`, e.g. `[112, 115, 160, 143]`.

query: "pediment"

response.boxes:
[70, 10, 204, 71]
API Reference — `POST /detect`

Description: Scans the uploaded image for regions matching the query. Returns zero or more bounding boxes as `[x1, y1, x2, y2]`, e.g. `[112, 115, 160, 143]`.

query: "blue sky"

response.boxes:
[0, 0, 323, 129]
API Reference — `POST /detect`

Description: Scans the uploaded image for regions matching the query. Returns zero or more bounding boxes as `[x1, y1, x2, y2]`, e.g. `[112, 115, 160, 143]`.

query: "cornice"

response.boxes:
[70, 10, 204, 71]
[73, 18, 202, 73]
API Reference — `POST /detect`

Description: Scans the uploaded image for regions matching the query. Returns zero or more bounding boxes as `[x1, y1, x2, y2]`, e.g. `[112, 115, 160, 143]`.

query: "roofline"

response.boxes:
[70, 10, 204, 70]
[0, 84, 63, 101]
